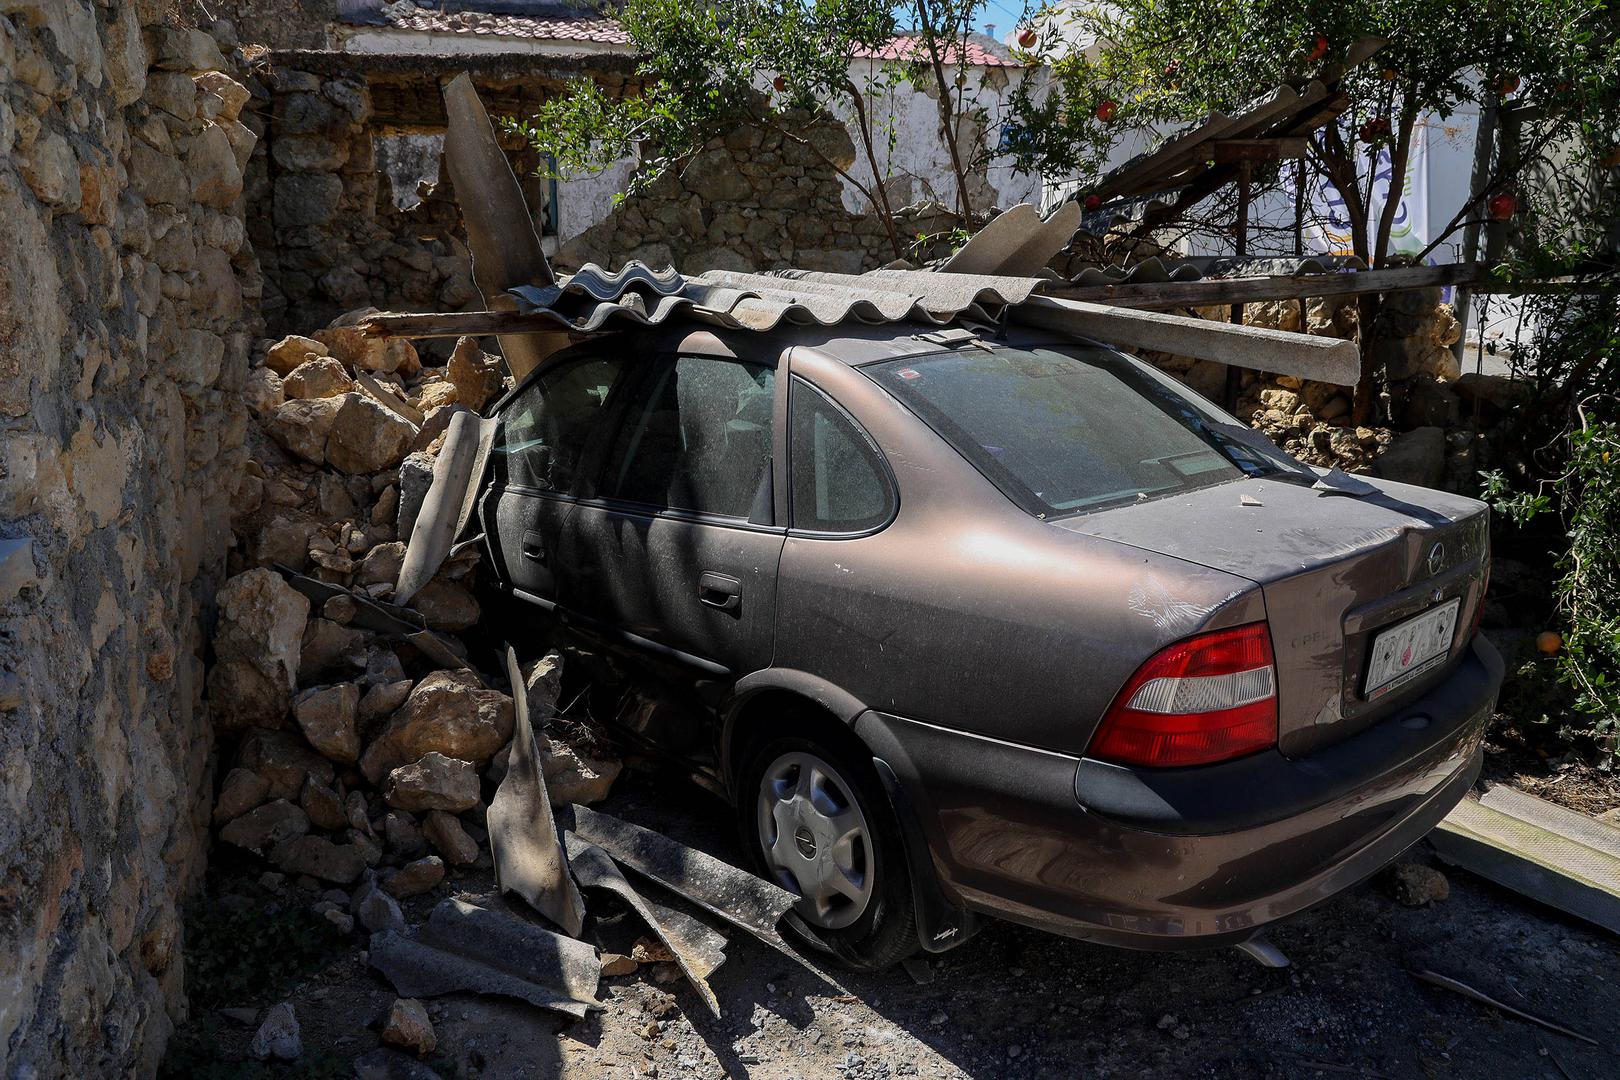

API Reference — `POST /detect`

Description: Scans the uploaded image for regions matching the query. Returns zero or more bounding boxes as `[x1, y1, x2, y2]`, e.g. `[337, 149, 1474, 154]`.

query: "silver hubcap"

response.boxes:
[756, 751, 874, 930]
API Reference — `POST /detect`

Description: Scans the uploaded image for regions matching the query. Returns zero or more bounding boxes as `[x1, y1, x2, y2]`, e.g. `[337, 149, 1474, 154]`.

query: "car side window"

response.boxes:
[498, 355, 620, 494]
[789, 378, 894, 534]
[602, 355, 775, 521]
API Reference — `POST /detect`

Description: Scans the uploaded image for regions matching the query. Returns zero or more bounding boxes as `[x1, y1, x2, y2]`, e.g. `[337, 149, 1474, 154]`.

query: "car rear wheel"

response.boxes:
[738, 731, 917, 971]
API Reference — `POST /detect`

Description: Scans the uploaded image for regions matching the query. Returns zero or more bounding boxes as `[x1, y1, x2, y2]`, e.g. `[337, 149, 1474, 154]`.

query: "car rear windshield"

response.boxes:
[867, 345, 1278, 517]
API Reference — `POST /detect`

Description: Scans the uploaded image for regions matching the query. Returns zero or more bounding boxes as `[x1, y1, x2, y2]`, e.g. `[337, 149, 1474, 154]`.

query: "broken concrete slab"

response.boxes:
[566, 836, 726, 1017]
[567, 805, 801, 958]
[487, 646, 585, 936]
[1432, 784, 1620, 937]
[367, 898, 600, 1020]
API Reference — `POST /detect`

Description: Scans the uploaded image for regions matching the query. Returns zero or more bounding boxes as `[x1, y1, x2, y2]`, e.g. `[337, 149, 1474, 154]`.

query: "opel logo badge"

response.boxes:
[1427, 541, 1445, 576]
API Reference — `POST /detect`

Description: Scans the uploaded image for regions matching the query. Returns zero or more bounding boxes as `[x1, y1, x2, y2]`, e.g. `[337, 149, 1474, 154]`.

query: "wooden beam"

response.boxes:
[1048, 262, 1484, 310]
[1011, 294, 1362, 385]
[1212, 137, 1308, 162]
[358, 309, 578, 340]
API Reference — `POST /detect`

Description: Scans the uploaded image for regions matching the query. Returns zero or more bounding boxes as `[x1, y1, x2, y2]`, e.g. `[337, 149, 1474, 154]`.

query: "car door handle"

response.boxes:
[521, 529, 547, 564]
[697, 571, 741, 611]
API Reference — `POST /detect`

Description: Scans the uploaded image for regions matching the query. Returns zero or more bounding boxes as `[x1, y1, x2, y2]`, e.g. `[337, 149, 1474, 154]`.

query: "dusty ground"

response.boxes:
[166, 762, 1620, 1080]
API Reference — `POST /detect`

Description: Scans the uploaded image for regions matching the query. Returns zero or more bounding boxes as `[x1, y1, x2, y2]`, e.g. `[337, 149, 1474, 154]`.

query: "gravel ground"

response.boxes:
[169, 768, 1620, 1079]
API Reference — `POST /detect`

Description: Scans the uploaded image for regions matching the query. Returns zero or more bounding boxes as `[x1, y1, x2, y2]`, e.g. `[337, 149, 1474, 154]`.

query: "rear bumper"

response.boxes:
[856, 634, 1502, 950]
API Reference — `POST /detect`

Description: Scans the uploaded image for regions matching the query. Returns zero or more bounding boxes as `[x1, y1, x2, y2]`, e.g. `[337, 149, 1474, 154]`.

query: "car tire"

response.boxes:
[737, 726, 918, 972]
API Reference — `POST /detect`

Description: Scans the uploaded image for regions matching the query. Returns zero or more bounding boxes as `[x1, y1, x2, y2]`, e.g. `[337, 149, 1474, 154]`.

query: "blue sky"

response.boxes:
[894, 0, 1027, 38]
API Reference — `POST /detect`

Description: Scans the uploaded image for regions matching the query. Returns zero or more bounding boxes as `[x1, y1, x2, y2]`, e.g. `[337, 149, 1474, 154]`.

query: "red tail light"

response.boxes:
[1089, 622, 1278, 767]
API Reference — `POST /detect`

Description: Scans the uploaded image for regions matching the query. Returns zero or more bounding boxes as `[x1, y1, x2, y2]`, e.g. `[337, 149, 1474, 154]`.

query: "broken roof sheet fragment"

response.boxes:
[937, 201, 1080, 277]
[566, 836, 726, 1017]
[367, 898, 601, 1019]
[567, 805, 801, 957]
[394, 409, 487, 606]
[489, 646, 586, 936]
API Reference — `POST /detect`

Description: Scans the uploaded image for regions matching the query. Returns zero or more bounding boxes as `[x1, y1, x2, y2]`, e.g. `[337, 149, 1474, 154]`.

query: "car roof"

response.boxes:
[636, 317, 1104, 367]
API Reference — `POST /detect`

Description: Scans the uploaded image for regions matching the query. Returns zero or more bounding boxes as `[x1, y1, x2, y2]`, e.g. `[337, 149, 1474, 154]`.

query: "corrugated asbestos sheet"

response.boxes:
[507, 264, 1045, 333]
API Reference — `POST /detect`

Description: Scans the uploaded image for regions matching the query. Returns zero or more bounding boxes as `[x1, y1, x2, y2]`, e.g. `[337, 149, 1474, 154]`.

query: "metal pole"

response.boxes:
[1224, 161, 1252, 412]
[1451, 100, 1498, 368]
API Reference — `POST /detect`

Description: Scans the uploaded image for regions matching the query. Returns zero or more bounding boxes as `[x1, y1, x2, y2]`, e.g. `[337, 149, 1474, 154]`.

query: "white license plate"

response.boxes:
[1365, 598, 1460, 698]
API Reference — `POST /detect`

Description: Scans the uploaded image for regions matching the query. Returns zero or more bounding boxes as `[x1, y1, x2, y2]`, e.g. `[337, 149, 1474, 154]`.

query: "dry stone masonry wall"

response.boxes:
[0, 2, 259, 1073]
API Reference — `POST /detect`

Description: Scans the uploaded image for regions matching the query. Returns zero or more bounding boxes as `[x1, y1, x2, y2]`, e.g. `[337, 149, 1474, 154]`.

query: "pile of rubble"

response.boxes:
[209, 319, 620, 904]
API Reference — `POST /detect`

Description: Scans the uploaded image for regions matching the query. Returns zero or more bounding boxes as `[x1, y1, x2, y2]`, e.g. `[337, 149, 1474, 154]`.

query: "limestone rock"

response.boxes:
[243, 367, 284, 414]
[396, 452, 436, 539]
[213, 768, 270, 825]
[189, 122, 244, 209]
[447, 337, 505, 410]
[383, 753, 480, 813]
[359, 671, 514, 783]
[1371, 426, 1445, 489]
[352, 880, 405, 934]
[422, 810, 479, 866]
[220, 799, 310, 855]
[409, 578, 480, 632]
[544, 744, 622, 807]
[383, 811, 426, 859]
[249, 1003, 301, 1062]
[381, 998, 436, 1055]
[314, 323, 417, 375]
[208, 569, 311, 730]
[1388, 862, 1449, 906]
[282, 357, 355, 400]
[382, 855, 446, 899]
[301, 777, 348, 832]
[195, 71, 251, 122]
[326, 393, 416, 475]
[266, 335, 329, 376]
[269, 835, 367, 884]
[237, 729, 337, 802]
[359, 678, 414, 724]
[292, 683, 361, 764]
[356, 541, 406, 587]
[264, 396, 344, 466]
[300, 618, 370, 684]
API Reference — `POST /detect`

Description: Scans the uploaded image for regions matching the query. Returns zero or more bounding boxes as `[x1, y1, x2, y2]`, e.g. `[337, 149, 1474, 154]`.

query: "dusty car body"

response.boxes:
[472, 316, 1502, 967]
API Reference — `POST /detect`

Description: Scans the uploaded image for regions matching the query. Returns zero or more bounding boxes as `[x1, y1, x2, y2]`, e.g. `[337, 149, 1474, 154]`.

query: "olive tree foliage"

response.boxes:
[1005, 0, 1617, 415]
[508, 0, 1000, 260]
[1008, 0, 1617, 267]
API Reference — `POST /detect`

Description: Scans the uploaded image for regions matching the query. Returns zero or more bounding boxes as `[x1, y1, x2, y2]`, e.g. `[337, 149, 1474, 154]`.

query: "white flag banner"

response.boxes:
[1304, 124, 1429, 258]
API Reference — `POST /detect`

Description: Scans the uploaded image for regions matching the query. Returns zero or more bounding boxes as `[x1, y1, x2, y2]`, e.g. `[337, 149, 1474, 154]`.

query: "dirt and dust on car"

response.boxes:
[169, 75, 1619, 1077]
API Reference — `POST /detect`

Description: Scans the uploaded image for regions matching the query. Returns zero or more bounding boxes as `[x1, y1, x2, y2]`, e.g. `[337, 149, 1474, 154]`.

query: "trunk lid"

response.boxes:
[1055, 474, 1489, 757]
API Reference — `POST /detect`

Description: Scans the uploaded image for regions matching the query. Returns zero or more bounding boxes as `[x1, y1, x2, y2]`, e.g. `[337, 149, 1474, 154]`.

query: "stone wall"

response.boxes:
[0, 2, 259, 1073]
[245, 57, 962, 338]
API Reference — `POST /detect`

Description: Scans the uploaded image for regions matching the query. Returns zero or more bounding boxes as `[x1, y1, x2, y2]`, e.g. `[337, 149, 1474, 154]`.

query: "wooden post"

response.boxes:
[1223, 161, 1253, 411]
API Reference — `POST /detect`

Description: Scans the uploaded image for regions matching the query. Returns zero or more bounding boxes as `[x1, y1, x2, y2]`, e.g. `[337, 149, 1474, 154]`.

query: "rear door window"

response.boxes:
[601, 355, 775, 521]
[867, 346, 1274, 517]
[789, 378, 894, 534]
[498, 355, 622, 494]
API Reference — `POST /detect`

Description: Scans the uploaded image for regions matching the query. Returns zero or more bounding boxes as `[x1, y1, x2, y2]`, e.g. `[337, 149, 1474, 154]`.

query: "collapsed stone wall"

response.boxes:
[0, 3, 259, 1073]
[1145, 290, 1500, 491]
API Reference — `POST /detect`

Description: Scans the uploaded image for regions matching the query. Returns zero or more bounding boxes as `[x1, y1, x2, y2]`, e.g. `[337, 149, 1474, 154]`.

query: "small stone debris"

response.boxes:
[354, 879, 407, 934]
[1388, 862, 1450, 906]
[249, 1001, 302, 1062]
[383, 855, 446, 899]
[380, 997, 437, 1055]
[601, 953, 639, 977]
[353, 1047, 445, 1080]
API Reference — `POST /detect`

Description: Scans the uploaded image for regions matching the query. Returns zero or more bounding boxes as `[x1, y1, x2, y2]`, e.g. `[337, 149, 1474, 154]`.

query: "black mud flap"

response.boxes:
[872, 757, 979, 954]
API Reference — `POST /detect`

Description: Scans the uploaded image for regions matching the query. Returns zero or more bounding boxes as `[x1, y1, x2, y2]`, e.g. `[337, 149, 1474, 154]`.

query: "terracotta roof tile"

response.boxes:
[372, 6, 631, 45]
